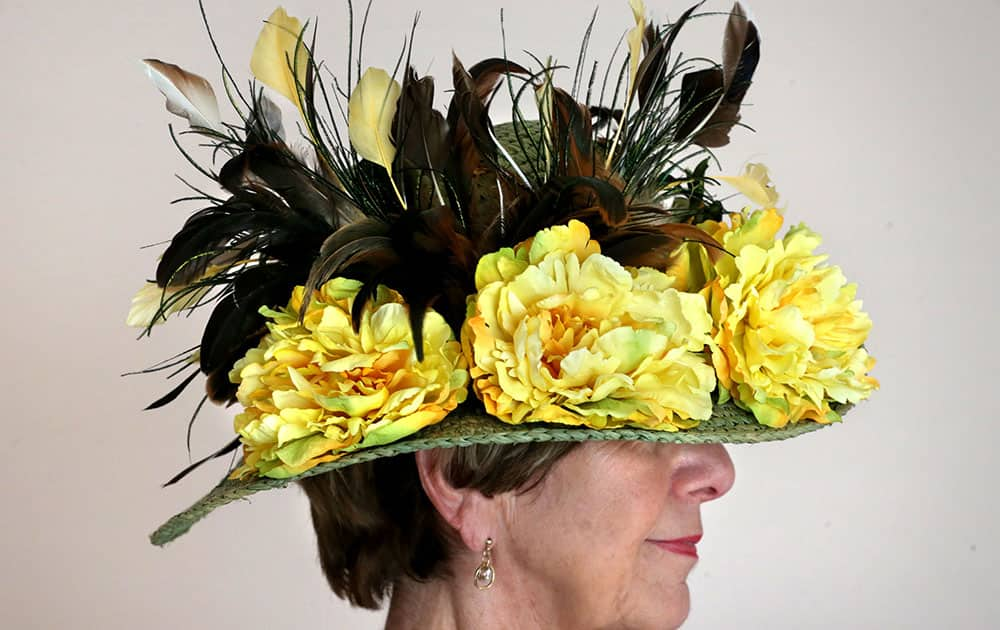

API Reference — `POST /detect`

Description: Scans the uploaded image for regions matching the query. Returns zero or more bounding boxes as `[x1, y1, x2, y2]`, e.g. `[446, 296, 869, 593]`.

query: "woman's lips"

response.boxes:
[650, 535, 702, 559]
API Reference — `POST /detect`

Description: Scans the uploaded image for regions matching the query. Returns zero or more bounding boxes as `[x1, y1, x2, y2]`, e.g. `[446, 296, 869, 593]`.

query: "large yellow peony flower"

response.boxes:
[463, 220, 716, 431]
[228, 278, 468, 479]
[701, 208, 878, 427]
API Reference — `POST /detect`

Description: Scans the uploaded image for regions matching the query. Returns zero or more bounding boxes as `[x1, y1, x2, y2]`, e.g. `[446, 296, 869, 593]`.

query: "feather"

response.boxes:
[634, 2, 705, 107]
[446, 56, 531, 248]
[721, 3, 758, 102]
[162, 436, 241, 487]
[315, 211, 473, 294]
[535, 67, 555, 176]
[549, 87, 595, 178]
[155, 202, 270, 288]
[303, 205, 478, 359]
[218, 143, 348, 229]
[515, 176, 627, 242]
[626, 0, 647, 99]
[590, 105, 623, 134]
[127, 279, 215, 329]
[676, 2, 759, 147]
[394, 67, 448, 173]
[715, 162, 779, 207]
[200, 264, 297, 403]
[601, 223, 725, 268]
[448, 57, 519, 170]
[348, 67, 405, 208]
[635, 24, 665, 108]
[604, 0, 647, 168]
[142, 59, 222, 131]
[675, 68, 724, 142]
[254, 92, 285, 142]
[144, 368, 201, 410]
[305, 223, 397, 304]
[250, 7, 310, 116]
[467, 57, 531, 102]
[393, 67, 449, 208]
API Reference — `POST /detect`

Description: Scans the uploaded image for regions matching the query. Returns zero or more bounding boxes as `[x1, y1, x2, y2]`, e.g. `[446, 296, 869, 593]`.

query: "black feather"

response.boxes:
[199, 263, 299, 403]
[144, 367, 201, 410]
[162, 437, 241, 487]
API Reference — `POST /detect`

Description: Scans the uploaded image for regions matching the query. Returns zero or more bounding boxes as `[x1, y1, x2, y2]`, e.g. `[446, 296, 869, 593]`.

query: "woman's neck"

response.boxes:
[383, 567, 553, 630]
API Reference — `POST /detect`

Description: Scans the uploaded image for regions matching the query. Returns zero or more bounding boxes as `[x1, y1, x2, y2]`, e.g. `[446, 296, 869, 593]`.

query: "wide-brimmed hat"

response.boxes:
[132, 0, 878, 546]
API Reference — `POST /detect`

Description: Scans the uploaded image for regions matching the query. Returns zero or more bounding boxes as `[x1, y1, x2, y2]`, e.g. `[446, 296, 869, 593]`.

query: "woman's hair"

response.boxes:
[297, 442, 578, 608]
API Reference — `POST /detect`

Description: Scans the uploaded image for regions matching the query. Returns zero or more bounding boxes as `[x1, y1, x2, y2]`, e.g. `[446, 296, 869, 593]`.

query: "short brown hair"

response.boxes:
[297, 442, 578, 608]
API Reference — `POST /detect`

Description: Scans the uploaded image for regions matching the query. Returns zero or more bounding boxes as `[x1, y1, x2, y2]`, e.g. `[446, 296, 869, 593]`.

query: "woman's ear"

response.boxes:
[415, 449, 498, 552]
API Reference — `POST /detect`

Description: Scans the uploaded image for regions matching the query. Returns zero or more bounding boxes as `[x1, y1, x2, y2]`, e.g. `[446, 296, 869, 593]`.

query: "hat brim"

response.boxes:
[150, 401, 847, 546]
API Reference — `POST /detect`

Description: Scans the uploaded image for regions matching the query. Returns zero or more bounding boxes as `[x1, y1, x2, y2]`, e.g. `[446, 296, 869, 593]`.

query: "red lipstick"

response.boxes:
[650, 534, 702, 559]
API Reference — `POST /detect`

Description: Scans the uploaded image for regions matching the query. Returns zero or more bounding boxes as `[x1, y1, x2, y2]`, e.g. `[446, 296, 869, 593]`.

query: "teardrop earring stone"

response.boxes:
[474, 564, 494, 589]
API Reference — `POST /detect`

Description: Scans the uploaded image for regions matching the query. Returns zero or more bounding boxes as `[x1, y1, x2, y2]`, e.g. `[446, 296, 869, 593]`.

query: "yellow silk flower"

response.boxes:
[463, 220, 716, 431]
[700, 208, 879, 427]
[228, 278, 468, 479]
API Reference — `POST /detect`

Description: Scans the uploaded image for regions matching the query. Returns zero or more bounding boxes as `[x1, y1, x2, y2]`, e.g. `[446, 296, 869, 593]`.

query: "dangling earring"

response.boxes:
[473, 537, 495, 590]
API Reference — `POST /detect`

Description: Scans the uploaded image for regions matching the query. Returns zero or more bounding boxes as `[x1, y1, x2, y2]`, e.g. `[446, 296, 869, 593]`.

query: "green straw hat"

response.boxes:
[151, 402, 845, 546]
[133, 1, 877, 547]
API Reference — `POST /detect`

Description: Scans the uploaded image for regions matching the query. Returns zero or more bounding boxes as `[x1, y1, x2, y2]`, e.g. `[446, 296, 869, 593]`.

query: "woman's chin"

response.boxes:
[643, 581, 690, 630]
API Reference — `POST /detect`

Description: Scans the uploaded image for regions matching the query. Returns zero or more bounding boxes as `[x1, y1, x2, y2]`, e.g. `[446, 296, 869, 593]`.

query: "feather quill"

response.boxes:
[142, 59, 222, 131]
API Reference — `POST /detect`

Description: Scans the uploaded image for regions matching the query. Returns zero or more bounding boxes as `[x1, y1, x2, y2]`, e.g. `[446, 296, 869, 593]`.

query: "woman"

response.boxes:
[133, 1, 877, 627]
[302, 441, 734, 629]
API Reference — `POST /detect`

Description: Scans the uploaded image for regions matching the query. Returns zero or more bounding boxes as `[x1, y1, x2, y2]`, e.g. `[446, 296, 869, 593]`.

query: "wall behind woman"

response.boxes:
[1, 0, 994, 628]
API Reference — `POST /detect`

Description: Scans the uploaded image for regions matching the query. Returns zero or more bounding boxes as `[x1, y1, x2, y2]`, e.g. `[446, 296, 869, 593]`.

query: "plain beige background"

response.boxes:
[3, 0, 997, 628]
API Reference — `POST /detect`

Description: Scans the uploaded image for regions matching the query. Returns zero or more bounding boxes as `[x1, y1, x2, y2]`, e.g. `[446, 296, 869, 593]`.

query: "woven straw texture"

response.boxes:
[150, 401, 846, 546]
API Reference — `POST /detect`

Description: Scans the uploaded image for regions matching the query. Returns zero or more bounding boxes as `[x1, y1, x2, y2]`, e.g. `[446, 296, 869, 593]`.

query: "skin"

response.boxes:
[384, 441, 735, 630]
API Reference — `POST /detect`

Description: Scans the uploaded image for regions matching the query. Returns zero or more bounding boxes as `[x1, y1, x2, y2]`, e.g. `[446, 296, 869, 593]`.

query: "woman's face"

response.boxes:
[499, 441, 735, 630]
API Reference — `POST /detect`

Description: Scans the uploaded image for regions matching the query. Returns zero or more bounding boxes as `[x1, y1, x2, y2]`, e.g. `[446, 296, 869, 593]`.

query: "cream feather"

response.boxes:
[249, 7, 309, 115]
[627, 0, 647, 79]
[348, 67, 405, 207]
[716, 163, 780, 208]
[142, 59, 222, 131]
[605, 0, 646, 168]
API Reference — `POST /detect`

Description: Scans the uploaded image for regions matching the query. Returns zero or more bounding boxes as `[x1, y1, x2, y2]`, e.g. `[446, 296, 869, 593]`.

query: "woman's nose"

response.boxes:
[671, 444, 736, 503]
